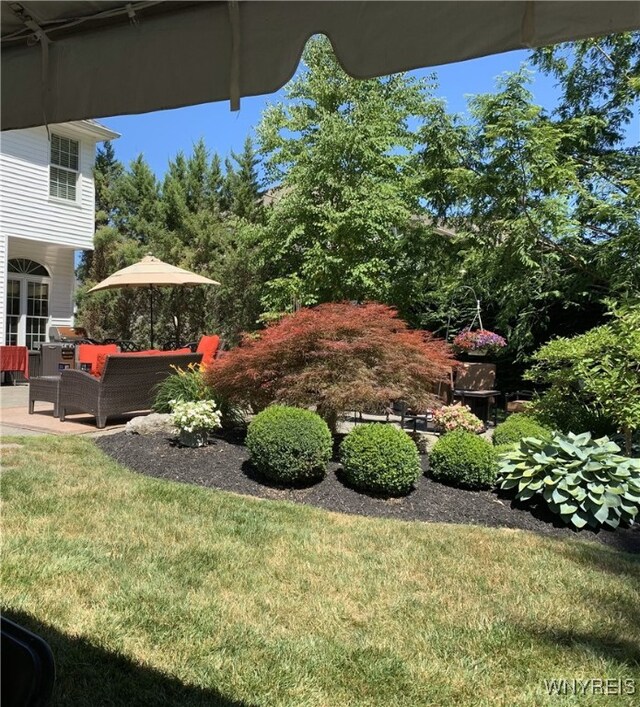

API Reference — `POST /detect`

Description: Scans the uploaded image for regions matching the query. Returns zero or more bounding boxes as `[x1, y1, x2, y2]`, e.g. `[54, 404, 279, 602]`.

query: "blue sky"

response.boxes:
[102, 47, 566, 179]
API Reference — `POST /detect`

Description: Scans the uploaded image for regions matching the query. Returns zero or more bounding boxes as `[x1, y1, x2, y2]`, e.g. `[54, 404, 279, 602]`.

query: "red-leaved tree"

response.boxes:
[205, 302, 455, 432]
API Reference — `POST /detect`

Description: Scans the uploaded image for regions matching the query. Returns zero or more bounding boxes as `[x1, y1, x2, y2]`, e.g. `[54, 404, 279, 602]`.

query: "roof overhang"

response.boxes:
[2, 1, 639, 131]
[55, 120, 121, 142]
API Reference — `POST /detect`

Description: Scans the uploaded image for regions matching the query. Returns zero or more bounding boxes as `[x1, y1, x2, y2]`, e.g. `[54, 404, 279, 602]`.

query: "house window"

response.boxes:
[5, 259, 51, 349]
[50, 134, 79, 201]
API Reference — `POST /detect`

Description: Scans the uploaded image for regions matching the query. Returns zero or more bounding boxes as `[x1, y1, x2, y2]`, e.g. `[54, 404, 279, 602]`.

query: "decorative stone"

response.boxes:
[125, 413, 176, 436]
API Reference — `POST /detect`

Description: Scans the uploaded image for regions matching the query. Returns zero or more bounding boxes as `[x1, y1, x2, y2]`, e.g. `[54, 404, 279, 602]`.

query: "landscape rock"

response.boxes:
[125, 413, 176, 436]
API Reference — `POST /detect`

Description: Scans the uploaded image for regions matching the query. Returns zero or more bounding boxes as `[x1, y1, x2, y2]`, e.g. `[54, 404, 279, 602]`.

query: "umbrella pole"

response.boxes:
[149, 285, 154, 349]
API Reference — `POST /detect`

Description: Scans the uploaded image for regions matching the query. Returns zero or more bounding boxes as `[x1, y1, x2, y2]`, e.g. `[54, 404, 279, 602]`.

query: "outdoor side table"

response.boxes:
[452, 389, 501, 425]
[29, 376, 62, 418]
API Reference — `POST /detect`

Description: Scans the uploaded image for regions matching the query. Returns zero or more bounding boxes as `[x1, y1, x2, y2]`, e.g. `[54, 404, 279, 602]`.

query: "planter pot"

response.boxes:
[467, 349, 488, 357]
[178, 429, 209, 448]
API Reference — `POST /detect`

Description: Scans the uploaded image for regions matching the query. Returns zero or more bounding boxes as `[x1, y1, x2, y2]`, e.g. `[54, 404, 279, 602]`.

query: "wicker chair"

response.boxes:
[58, 352, 202, 428]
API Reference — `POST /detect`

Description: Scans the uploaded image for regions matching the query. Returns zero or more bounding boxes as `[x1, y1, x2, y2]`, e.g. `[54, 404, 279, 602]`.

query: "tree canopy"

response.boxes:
[77, 33, 639, 366]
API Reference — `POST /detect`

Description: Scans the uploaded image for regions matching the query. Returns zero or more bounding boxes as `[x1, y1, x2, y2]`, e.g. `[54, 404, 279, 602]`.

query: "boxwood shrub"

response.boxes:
[340, 424, 422, 496]
[430, 430, 497, 489]
[493, 413, 551, 447]
[246, 405, 332, 484]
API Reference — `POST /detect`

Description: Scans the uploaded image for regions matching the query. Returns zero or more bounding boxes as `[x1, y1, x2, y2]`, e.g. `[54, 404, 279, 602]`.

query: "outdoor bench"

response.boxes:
[58, 352, 202, 428]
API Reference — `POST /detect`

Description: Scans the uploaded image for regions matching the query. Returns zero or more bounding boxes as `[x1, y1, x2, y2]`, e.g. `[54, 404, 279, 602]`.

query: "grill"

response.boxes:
[35, 327, 90, 376]
[48, 326, 89, 342]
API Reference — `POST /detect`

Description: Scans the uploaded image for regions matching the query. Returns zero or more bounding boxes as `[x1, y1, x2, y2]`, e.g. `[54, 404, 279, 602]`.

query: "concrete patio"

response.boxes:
[0, 383, 144, 438]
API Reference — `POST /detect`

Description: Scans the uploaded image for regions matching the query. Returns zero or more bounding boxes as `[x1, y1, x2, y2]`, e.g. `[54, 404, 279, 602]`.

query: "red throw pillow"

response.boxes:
[93, 353, 110, 378]
[196, 335, 220, 368]
[77, 344, 118, 377]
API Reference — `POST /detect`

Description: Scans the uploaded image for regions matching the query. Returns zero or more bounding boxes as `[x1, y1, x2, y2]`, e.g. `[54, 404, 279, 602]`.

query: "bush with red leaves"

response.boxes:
[205, 303, 455, 431]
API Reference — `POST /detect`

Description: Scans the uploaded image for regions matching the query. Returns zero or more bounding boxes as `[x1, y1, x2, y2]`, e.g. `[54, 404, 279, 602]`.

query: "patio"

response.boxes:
[0, 384, 142, 437]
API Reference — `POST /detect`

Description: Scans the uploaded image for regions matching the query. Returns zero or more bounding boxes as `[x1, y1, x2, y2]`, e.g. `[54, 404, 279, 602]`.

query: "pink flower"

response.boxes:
[453, 329, 506, 352]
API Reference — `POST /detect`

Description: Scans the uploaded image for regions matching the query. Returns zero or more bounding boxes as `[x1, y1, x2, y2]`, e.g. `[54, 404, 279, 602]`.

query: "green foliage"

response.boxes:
[153, 365, 213, 413]
[153, 365, 244, 429]
[77, 37, 639, 364]
[526, 303, 640, 452]
[246, 406, 332, 484]
[77, 139, 266, 347]
[224, 137, 264, 223]
[494, 443, 517, 456]
[257, 36, 436, 318]
[340, 424, 422, 496]
[493, 414, 551, 447]
[418, 47, 640, 355]
[574, 303, 640, 454]
[531, 33, 640, 145]
[528, 386, 615, 439]
[429, 431, 497, 489]
[497, 432, 640, 530]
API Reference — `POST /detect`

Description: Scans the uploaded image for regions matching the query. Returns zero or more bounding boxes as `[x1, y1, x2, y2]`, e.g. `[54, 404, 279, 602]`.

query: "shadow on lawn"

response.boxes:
[2, 609, 254, 707]
[517, 541, 640, 669]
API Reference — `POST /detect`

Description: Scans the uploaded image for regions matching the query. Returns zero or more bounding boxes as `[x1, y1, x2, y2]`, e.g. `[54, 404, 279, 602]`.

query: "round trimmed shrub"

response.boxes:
[429, 430, 497, 489]
[246, 405, 332, 484]
[340, 424, 422, 496]
[493, 413, 551, 447]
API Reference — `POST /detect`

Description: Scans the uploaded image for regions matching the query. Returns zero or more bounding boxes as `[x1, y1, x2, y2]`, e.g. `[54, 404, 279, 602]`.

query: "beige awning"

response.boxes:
[88, 255, 220, 291]
[2, 1, 638, 131]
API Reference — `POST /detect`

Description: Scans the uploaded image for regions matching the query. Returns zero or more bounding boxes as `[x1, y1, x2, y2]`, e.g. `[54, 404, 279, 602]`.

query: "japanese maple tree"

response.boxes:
[205, 302, 455, 431]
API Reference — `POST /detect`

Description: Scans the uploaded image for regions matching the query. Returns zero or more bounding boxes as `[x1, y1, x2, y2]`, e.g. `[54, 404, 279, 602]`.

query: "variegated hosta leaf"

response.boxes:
[496, 430, 640, 530]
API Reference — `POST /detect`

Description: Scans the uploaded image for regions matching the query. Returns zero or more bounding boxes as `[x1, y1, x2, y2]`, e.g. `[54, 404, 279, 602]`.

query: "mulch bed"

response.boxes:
[96, 430, 640, 554]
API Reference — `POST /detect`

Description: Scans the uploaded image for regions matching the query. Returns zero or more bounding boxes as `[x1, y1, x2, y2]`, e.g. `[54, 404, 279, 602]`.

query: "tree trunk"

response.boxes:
[318, 406, 339, 435]
[624, 426, 632, 457]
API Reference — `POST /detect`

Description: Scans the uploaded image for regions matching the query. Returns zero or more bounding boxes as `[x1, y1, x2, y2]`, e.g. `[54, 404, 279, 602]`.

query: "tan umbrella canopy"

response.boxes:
[2, 1, 639, 130]
[89, 255, 220, 347]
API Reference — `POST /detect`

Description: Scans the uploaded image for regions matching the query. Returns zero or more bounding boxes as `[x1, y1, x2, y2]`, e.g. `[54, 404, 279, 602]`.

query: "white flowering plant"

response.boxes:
[170, 399, 222, 434]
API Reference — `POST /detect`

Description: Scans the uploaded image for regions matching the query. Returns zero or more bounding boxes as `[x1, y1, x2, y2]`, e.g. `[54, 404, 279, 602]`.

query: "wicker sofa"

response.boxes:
[58, 352, 202, 428]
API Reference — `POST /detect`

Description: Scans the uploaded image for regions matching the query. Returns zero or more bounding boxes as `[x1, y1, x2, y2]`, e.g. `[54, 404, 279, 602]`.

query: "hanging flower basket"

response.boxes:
[453, 329, 506, 356]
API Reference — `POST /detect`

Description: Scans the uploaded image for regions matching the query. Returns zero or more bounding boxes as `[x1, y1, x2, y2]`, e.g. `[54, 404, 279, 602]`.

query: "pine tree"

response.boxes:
[224, 136, 264, 223]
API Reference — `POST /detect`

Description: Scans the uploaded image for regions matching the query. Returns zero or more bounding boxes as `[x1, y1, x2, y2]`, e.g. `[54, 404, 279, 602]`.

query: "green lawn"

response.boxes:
[2, 435, 639, 706]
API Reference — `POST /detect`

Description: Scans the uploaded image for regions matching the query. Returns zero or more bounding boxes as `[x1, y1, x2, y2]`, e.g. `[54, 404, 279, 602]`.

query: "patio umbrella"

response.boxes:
[88, 255, 220, 348]
[2, 1, 638, 130]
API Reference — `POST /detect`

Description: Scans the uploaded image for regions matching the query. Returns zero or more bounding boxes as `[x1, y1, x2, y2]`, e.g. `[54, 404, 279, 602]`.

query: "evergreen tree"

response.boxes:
[78, 141, 123, 282]
[224, 136, 264, 223]
[114, 155, 162, 244]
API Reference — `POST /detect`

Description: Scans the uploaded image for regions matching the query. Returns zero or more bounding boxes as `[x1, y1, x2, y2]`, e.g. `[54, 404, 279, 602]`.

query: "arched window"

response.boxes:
[5, 259, 51, 349]
[8, 259, 50, 276]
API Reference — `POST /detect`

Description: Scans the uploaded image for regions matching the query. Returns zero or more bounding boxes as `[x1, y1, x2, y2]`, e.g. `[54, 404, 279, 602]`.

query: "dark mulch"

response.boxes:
[95, 430, 640, 554]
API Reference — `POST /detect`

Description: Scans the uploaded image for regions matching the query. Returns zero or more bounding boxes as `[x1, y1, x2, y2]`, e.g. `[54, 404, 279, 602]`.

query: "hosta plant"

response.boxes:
[497, 431, 640, 530]
[433, 404, 484, 434]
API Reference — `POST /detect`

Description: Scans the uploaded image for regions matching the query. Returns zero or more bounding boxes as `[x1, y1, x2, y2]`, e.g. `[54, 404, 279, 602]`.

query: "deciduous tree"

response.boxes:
[205, 302, 455, 431]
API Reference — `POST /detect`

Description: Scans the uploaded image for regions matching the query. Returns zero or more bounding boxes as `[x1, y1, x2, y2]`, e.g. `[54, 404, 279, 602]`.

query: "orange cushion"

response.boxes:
[196, 335, 220, 368]
[95, 349, 196, 377]
[120, 348, 193, 357]
[77, 344, 118, 377]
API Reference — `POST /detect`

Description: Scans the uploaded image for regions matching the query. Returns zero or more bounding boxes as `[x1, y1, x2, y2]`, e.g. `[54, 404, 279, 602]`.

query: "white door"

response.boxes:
[5, 259, 51, 350]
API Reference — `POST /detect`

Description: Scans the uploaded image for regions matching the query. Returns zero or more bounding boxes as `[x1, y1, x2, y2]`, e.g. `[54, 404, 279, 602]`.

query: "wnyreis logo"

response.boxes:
[543, 679, 635, 696]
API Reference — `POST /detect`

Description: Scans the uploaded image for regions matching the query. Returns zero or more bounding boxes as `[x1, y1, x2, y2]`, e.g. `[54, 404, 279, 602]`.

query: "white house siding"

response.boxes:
[0, 233, 6, 345]
[0, 125, 96, 251]
[0, 121, 118, 347]
[6, 236, 76, 331]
